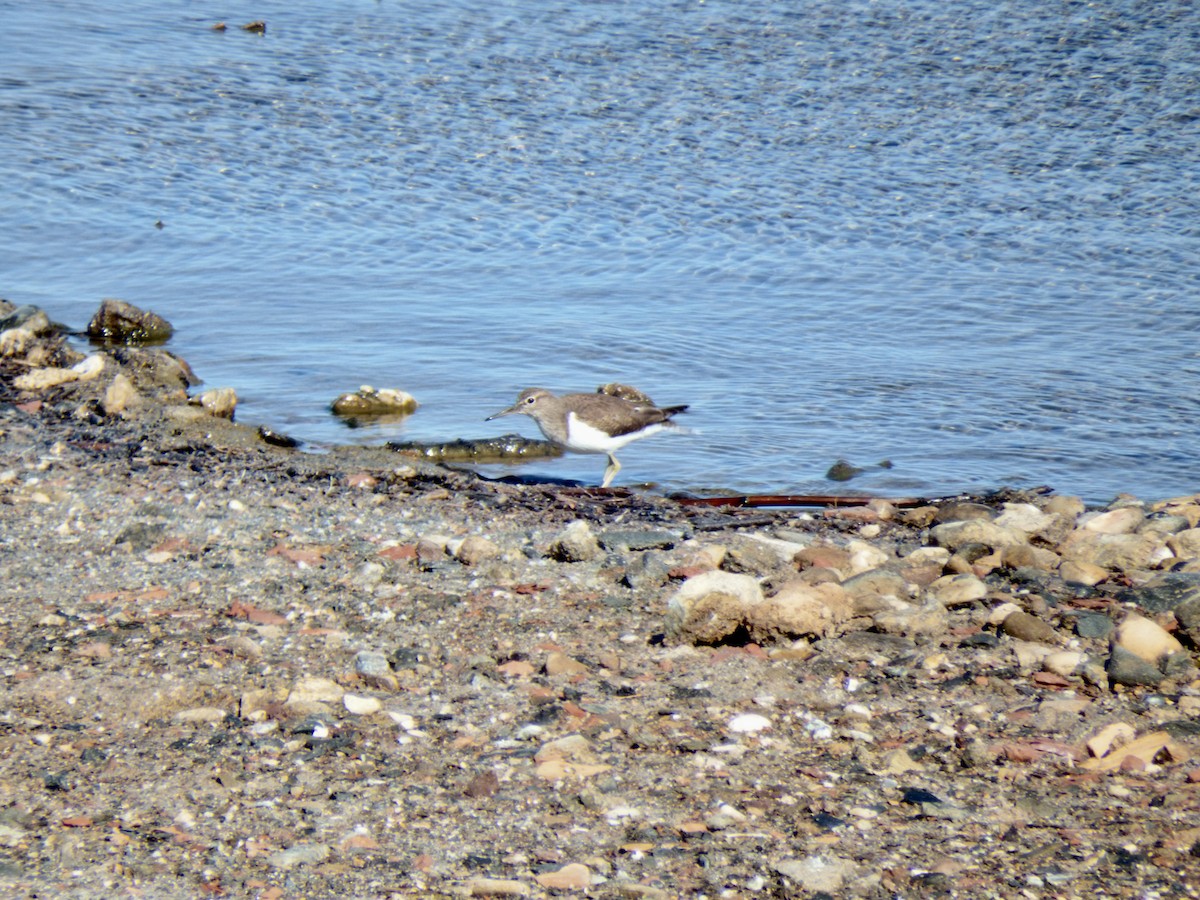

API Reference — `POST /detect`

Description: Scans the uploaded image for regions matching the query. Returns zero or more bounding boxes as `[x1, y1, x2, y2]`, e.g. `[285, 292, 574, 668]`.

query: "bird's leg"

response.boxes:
[601, 453, 621, 488]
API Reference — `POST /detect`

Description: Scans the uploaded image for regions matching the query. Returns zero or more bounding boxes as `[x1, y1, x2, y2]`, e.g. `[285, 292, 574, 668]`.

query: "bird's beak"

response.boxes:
[485, 404, 519, 421]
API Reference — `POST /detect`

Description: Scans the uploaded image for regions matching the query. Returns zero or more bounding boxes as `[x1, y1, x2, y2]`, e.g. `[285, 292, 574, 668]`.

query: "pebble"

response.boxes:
[266, 843, 332, 869]
[1113, 614, 1183, 664]
[550, 520, 601, 562]
[728, 713, 772, 734]
[774, 855, 856, 893]
[534, 863, 592, 889]
[343, 693, 382, 715]
[1000, 610, 1060, 645]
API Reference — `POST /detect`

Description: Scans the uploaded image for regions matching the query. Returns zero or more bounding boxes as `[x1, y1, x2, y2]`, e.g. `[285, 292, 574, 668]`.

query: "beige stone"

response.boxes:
[1113, 614, 1184, 665]
[665, 570, 763, 644]
[1059, 530, 1159, 572]
[749, 580, 850, 642]
[1084, 507, 1145, 534]
[927, 573, 988, 606]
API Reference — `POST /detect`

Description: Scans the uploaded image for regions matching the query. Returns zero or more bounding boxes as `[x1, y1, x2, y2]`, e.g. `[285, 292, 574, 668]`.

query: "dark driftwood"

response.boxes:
[670, 493, 928, 509]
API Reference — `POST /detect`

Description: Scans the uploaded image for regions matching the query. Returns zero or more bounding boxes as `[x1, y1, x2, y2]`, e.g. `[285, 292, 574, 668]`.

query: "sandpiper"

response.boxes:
[486, 386, 688, 487]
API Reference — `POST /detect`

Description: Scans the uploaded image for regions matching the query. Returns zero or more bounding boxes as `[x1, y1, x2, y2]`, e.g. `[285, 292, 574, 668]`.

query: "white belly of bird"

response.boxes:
[562, 413, 664, 453]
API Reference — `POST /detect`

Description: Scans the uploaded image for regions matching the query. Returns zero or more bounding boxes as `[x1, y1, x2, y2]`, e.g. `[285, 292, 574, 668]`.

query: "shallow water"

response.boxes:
[3, 0, 1199, 501]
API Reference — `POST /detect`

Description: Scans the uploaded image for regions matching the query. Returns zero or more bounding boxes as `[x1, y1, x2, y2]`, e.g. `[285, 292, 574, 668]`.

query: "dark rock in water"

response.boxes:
[87, 298, 174, 344]
[259, 426, 301, 448]
[826, 459, 863, 482]
[331, 386, 418, 418]
[389, 434, 562, 463]
[1106, 647, 1164, 687]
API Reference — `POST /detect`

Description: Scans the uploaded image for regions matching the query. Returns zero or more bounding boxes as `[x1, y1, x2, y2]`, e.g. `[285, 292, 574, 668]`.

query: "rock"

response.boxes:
[103, 373, 139, 415]
[748, 580, 850, 642]
[87, 298, 174, 343]
[545, 651, 588, 676]
[1167, 528, 1200, 560]
[774, 855, 857, 893]
[1000, 611, 1060, 645]
[1106, 647, 1165, 687]
[728, 713, 771, 734]
[549, 520, 601, 562]
[1000, 543, 1061, 572]
[190, 387, 237, 419]
[1043, 651, 1085, 677]
[871, 599, 949, 638]
[665, 571, 763, 644]
[934, 501, 994, 522]
[71, 354, 105, 381]
[1059, 559, 1108, 587]
[841, 569, 909, 613]
[286, 676, 344, 709]
[930, 519, 1024, 553]
[266, 843, 332, 869]
[468, 877, 530, 896]
[172, 706, 227, 723]
[794, 545, 852, 576]
[1072, 613, 1114, 639]
[343, 693, 382, 716]
[1059, 531, 1159, 572]
[534, 863, 592, 890]
[13, 366, 79, 391]
[1083, 507, 1145, 534]
[331, 385, 418, 417]
[927, 573, 988, 607]
[846, 539, 890, 574]
[1043, 495, 1086, 519]
[1113, 614, 1183, 665]
[456, 535, 500, 566]
[724, 533, 807, 575]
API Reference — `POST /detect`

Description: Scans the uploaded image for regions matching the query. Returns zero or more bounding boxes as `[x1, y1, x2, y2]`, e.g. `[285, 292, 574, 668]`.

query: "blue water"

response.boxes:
[3, 0, 1199, 501]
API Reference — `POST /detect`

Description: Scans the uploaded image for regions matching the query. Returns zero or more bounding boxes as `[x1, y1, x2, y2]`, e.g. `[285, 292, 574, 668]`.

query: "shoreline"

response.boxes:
[1, 302, 1199, 898]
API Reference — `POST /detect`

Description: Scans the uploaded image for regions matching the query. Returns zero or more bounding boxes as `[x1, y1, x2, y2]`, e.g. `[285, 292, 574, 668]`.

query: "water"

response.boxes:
[3, 0, 1199, 502]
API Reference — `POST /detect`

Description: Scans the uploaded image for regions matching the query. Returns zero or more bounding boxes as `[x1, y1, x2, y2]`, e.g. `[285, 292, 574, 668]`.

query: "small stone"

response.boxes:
[1000, 611, 1060, 645]
[1084, 507, 1145, 534]
[665, 570, 763, 644]
[930, 519, 1024, 552]
[1043, 651, 1085, 677]
[343, 693, 382, 716]
[728, 713, 771, 734]
[266, 843, 331, 869]
[331, 386, 418, 417]
[456, 534, 501, 566]
[749, 580, 850, 642]
[190, 387, 237, 419]
[1087, 722, 1137, 759]
[1113, 614, 1184, 665]
[545, 651, 589, 676]
[534, 863, 592, 890]
[927, 573, 988, 606]
[103, 373, 139, 415]
[70, 354, 105, 381]
[1059, 559, 1108, 587]
[774, 855, 856, 893]
[549, 520, 601, 562]
[172, 707, 227, 724]
[286, 676, 344, 707]
[14, 367, 78, 391]
[467, 876, 530, 896]
[1106, 647, 1165, 687]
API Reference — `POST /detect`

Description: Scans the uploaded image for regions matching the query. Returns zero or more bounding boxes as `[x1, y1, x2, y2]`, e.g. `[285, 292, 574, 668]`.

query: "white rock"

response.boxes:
[70, 354, 106, 380]
[343, 693, 382, 715]
[728, 713, 772, 734]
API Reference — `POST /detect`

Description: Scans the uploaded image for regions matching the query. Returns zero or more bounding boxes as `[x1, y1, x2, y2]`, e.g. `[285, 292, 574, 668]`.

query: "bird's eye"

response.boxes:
[525, 396, 535, 404]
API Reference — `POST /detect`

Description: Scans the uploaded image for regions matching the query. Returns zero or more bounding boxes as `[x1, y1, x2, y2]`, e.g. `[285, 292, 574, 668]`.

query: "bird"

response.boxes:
[486, 386, 688, 487]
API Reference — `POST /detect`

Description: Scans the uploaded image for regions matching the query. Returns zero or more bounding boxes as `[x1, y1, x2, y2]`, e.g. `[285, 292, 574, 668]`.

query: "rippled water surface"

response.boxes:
[3, 0, 1199, 501]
